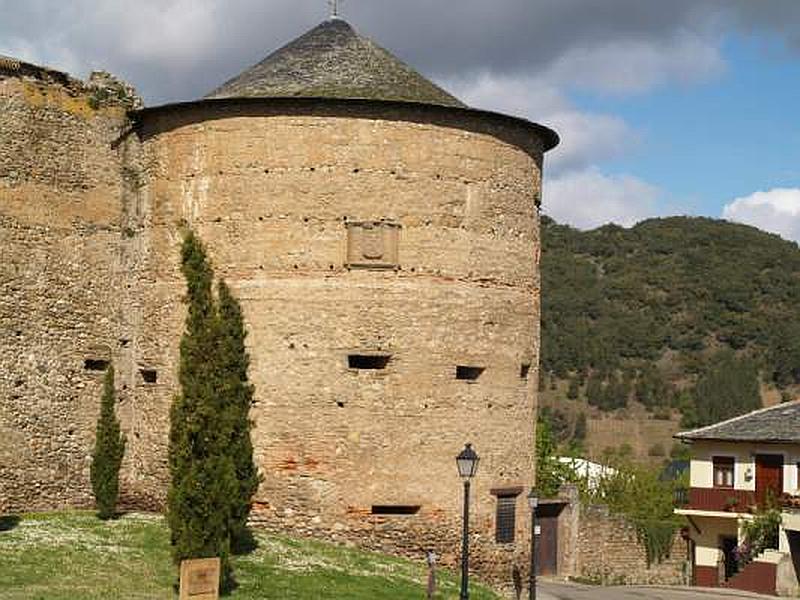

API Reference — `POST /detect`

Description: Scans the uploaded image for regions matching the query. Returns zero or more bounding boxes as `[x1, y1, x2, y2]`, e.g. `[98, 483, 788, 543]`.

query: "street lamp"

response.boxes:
[456, 443, 479, 600]
[528, 488, 538, 600]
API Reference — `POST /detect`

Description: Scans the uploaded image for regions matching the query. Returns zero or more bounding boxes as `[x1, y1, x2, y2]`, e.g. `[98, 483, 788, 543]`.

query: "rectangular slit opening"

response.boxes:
[456, 365, 484, 381]
[84, 359, 109, 371]
[348, 355, 391, 370]
[371, 505, 420, 516]
[140, 369, 157, 384]
[520, 364, 531, 379]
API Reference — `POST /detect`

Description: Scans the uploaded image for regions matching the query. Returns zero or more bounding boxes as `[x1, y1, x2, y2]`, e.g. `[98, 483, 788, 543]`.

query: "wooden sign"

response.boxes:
[179, 557, 220, 600]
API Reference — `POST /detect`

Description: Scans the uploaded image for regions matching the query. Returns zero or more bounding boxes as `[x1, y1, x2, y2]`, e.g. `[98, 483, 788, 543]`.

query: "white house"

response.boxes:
[675, 401, 800, 596]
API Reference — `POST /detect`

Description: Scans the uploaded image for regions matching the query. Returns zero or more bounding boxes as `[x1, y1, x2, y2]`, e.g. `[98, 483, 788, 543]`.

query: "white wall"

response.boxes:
[692, 516, 739, 567]
[689, 441, 800, 493]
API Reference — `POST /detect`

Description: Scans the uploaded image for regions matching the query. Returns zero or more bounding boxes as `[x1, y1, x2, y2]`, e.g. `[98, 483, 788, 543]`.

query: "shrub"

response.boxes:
[741, 508, 781, 557]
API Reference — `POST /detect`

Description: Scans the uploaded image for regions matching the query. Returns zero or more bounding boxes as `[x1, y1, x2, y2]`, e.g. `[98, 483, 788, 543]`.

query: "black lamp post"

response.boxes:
[528, 488, 538, 600]
[456, 443, 479, 600]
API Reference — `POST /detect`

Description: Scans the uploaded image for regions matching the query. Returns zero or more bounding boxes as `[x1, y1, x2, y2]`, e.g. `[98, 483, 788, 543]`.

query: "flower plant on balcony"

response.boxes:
[739, 507, 781, 564]
[724, 496, 739, 511]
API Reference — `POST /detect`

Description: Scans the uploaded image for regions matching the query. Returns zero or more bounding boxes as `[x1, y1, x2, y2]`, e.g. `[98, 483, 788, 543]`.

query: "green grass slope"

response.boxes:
[0, 512, 500, 600]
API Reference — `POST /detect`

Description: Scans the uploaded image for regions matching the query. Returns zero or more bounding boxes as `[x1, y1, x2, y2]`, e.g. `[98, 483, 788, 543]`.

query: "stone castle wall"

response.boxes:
[0, 62, 140, 511]
[130, 101, 544, 583]
[1, 63, 549, 587]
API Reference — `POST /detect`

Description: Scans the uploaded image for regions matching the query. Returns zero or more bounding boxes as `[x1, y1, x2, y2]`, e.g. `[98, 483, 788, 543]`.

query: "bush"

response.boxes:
[740, 508, 781, 560]
[90, 365, 125, 520]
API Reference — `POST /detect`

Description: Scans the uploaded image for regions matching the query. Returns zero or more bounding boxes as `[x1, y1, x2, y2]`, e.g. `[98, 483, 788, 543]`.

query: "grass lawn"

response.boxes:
[0, 512, 501, 600]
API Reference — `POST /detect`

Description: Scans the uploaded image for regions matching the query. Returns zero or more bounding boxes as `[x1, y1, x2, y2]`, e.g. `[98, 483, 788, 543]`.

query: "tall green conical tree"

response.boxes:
[90, 365, 126, 520]
[217, 280, 260, 552]
[167, 231, 237, 590]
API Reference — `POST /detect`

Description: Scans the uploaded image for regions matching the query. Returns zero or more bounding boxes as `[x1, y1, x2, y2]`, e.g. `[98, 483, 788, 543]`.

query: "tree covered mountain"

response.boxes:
[540, 216, 800, 430]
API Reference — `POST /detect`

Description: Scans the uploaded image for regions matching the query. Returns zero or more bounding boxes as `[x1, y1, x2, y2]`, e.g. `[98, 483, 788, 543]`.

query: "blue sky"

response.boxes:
[2, 0, 799, 238]
[583, 34, 800, 219]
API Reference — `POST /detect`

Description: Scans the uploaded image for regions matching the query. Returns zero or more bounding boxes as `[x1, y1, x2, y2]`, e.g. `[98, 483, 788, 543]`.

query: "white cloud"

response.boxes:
[722, 188, 800, 241]
[448, 72, 635, 175]
[543, 32, 725, 94]
[543, 169, 663, 230]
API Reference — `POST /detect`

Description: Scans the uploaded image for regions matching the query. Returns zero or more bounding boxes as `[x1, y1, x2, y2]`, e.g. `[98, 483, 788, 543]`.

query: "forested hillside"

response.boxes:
[539, 216, 800, 454]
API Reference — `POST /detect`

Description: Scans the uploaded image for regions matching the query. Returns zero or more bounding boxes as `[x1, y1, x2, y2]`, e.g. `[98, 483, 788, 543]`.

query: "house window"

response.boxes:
[713, 456, 734, 488]
[495, 495, 517, 543]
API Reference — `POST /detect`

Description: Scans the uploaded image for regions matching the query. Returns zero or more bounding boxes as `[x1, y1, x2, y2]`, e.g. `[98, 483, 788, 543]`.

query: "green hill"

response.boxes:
[540, 216, 800, 452]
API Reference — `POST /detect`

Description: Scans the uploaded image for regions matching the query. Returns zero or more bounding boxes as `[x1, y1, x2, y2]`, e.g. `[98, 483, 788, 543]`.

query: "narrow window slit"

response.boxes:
[84, 359, 109, 371]
[456, 365, 484, 381]
[371, 505, 420, 516]
[520, 364, 531, 379]
[140, 369, 157, 384]
[348, 355, 391, 370]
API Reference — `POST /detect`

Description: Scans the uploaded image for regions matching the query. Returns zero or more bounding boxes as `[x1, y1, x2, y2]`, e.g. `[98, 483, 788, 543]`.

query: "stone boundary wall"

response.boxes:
[576, 505, 687, 585]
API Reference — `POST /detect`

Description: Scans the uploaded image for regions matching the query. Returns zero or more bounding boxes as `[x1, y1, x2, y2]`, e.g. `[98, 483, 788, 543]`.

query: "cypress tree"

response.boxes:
[217, 280, 260, 552]
[167, 231, 237, 590]
[90, 365, 125, 520]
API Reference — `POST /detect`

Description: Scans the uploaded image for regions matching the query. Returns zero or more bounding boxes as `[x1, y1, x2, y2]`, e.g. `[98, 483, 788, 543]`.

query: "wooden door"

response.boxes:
[535, 505, 559, 576]
[755, 454, 783, 507]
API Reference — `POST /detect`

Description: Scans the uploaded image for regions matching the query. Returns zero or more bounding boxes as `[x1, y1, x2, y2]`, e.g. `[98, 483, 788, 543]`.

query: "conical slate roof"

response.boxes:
[205, 18, 466, 108]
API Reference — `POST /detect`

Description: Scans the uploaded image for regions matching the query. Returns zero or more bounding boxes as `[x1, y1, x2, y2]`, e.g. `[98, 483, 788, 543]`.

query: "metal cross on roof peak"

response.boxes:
[328, 0, 342, 19]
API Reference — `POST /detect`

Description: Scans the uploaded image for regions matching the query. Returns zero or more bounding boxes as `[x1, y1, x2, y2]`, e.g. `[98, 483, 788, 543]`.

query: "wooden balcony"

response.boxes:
[686, 487, 756, 513]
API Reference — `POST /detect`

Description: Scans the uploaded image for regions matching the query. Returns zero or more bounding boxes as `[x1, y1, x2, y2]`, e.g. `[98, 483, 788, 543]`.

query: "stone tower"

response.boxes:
[0, 18, 557, 584]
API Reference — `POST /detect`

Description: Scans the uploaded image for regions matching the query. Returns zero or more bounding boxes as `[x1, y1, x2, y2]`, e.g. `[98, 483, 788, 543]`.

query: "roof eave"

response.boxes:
[674, 434, 800, 444]
[130, 95, 560, 152]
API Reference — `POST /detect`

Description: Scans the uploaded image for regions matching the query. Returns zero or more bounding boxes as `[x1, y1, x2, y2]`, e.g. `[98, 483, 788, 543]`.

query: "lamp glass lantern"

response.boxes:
[456, 443, 480, 479]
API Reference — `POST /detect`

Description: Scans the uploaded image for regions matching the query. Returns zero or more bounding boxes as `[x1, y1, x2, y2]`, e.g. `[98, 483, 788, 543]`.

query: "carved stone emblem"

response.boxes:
[361, 225, 385, 259]
[345, 220, 401, 269]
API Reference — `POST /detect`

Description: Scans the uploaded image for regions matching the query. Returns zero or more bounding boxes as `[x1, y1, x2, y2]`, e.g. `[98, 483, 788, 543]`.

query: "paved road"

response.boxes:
[538, 581, 776, 600]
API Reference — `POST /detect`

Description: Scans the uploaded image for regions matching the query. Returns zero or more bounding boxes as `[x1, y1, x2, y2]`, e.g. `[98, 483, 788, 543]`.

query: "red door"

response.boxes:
[755, 454, 783, 507]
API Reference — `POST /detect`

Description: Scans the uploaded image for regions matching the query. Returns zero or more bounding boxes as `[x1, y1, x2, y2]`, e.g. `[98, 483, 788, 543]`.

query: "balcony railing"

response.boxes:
[685, 487, 756, 513]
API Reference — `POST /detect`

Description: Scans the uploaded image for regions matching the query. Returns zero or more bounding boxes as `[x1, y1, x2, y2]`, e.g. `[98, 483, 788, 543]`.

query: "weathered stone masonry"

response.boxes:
[0, 62, 140, 511]
[0, 19, 558, 587]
